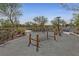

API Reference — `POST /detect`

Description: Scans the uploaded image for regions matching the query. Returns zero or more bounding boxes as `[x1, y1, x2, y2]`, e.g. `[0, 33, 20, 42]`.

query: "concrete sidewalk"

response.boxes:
[63, 31, 79, 37]
[0, 32, 79, 56]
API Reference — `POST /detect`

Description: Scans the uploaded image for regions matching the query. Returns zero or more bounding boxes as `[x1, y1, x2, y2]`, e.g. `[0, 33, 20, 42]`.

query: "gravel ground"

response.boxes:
[0, 32, 79, 56]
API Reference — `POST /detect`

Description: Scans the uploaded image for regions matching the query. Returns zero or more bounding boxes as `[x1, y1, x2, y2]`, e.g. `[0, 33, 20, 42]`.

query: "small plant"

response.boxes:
[15, 28, 25, 36]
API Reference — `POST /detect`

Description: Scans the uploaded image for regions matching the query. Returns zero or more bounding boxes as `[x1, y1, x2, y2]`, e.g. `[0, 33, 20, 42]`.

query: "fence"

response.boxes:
[28, 33, 40, 52]
[28, 31, 57, 52]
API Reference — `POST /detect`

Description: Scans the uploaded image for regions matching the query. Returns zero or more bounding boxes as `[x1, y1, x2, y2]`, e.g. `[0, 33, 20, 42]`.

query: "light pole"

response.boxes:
[56, 16, 61, 36]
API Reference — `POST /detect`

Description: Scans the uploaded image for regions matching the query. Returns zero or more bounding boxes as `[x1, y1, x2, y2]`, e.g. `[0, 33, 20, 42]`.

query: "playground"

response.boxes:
[0, 31, 79, 56]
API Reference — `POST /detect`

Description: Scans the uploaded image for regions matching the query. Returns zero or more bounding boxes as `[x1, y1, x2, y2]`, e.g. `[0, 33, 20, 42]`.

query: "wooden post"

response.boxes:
[28, 33, 31, 46]
[47, 31, 48, 40]
[54, 32, 56, 40]
[36, 34, 39, 52]
[12, 33, 13, 39]
[11, 30, 14, 40]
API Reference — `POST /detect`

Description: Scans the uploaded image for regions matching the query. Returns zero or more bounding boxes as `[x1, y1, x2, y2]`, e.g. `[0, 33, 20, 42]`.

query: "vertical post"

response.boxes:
[47, 31, 48, 40]
[59, 30, 61, 36]
[54, 32, 56, 40]
[11, 30, 14, 40]
[36, 34, 39, 52]
[12, 32, 14, 39]
[28, 33, 31, 46]
[57, 17, 60, 36]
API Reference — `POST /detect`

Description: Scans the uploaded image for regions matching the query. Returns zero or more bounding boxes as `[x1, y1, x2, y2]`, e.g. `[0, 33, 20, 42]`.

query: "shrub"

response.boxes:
[15, 28, 25, 36]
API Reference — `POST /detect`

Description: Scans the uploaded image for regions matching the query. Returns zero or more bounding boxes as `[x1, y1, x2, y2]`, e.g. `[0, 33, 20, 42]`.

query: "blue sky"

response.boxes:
[20, 3, 74, 24]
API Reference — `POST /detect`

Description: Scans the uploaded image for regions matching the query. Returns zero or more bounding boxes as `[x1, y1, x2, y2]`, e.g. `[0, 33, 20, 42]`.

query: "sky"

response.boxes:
[19, 3, 74, 24]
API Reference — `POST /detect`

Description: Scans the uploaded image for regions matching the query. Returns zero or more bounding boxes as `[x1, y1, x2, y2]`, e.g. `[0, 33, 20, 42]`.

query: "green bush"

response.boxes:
[16, 28, 25, 36]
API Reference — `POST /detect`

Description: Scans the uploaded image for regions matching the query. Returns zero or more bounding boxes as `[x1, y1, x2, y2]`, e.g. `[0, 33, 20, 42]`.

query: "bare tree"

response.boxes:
[33, 16, 48, 31]
[51, 16, 65, 36]
[0, 3, 22, 26]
